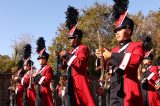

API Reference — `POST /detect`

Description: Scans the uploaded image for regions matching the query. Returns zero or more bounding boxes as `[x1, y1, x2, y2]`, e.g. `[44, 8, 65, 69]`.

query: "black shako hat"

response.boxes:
[144, 50, 154, 61]
[24, 59, 34, 66]
[36, 37, 49, 60]
[144, 53, 154, 61]
[37, 49, 49, 60]
[114, 16, 134, 33]
[67, 29, 83, 39]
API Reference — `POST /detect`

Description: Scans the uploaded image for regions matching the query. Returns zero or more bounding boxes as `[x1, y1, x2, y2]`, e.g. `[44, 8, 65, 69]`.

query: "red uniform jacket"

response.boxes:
[16, 83, 23, 106]
[15, 69, 25, 106]
[22, 70, 36, 106]
[110, 41, 144, 106]
[37, 64, 54, 106]
[67, 44, 95, 106]
[147, 66, 160, 106]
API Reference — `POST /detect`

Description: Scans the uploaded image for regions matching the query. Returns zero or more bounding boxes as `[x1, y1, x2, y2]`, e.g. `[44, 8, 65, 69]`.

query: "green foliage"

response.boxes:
[0, 55, 15, 73]
[133, 11, 160, 59]
[153, 11, 160, 58]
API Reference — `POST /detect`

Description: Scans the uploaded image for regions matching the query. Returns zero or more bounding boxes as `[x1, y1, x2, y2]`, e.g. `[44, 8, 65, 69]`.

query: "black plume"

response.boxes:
[112, 0, 129, 21]
[143, 36, 153, 52]
[23, 44, 31, 60]
[65, 5, 79, 30]
[36, 37, 46, 53]
[17, 59, 24, 70]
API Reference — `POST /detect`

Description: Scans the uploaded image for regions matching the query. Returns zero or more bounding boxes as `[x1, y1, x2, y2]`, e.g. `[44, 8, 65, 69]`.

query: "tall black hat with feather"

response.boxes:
[143, 36, 154, 60]
[112, 0, 134, 33]
[23, 44, 34, 66]
[36, 37, 49, 60]
[17, 59, 24, 70]
[16, 59, 25, 77]
[65, 5, 83, 39]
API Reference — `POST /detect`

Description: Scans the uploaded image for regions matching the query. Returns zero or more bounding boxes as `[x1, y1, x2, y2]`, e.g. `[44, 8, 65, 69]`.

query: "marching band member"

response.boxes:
[60, 28, 95, 106]
[33, 37, 54, 106]
[141, 52, 160, 106]
[21, 44, 36, 106]
[13, 60, 25, 106]
[55, 75, 67, 106]
[59, 6, 95, 106]
[95, 1, 144, 105]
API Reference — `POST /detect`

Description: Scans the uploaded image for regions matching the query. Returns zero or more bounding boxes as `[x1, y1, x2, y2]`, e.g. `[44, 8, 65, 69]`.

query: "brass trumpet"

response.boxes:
[97, 31, 105, 81]
[28, 64, 35, 89]
[95, 31, 110, 89]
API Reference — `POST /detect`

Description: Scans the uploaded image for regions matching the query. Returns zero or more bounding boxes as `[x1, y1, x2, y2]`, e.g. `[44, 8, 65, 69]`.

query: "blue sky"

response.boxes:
[0, 0, 160, 68]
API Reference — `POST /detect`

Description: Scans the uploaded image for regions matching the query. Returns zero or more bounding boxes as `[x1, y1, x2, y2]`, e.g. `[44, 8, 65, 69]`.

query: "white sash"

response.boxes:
[118, 43, 131, 70]
[71, 46, 79, 54]
[147, 65, 152, 70]
[119, 53, 131, 70]
[118, 43, 130, 53]
[37, 65, 46, 74]
[67, 46, 79, 69]
[147, 72, 155, 80]
[36, 66, 46, 84]
[21, 71, 30, 85]
[146, 65, 155, 80]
